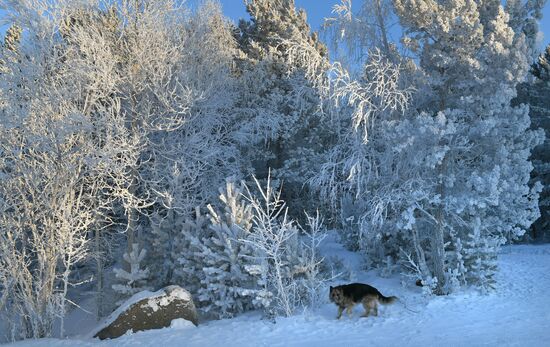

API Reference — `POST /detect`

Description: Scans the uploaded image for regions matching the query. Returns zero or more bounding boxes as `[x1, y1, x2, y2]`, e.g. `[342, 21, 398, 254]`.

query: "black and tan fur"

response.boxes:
[329, 283, 397, 319]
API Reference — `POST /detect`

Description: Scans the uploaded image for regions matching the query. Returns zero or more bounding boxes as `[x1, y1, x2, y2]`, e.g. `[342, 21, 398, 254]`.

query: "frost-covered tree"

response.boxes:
[388, 0, 544, 293]
[52, 1, 223, 282]
[514, 44, 550, 241]
[43, 0, 241, 297]
[310, 49, 414, 255]
[505, 0, 546, 58]
[84, 0, 195, 270]
[142, 0, 243, 288]
[314, 0, 543, 295]
[52, 4, 124, 321]
[3, 24, 21, 53]
[0, 0, 243, 336]
[532, 44, 550, 80]
[236, 0, 332, 217]
[0, 4, 103, 337]
[322, 0, 399, 71]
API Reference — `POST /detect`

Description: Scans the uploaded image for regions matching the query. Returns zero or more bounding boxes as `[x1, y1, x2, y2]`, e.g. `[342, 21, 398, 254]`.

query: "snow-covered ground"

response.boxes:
[4, 237, 550, 347]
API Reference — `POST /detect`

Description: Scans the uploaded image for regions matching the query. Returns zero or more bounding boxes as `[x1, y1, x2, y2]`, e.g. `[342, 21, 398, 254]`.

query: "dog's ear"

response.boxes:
[329, 286, 333, 290]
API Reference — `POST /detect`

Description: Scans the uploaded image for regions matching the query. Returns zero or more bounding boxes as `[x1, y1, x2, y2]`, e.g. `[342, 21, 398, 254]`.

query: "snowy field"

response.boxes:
[4, 238, 550, 347]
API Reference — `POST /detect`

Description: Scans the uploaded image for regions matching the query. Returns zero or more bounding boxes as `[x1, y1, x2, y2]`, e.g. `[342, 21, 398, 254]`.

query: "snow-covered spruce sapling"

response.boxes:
[112, 243, 151, 305]
[193, 179, 261, 318]
[174, 207, 211, 297]
[462, 219, 501, 293]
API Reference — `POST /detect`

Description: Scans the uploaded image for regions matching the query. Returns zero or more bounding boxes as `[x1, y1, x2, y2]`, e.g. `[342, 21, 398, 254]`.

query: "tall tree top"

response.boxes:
[238, 0, 327, 60]
[395, 0, 529, 112]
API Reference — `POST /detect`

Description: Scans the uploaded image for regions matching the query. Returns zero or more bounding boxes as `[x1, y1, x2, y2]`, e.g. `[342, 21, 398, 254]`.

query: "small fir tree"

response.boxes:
[112, 243, 151, 304]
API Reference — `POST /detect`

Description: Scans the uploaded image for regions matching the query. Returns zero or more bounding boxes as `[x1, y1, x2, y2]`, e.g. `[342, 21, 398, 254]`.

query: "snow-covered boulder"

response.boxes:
[93, 285, 198, 340]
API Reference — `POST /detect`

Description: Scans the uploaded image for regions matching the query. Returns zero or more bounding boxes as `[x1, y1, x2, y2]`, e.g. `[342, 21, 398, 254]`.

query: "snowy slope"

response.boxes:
[4, 239, 550, 347]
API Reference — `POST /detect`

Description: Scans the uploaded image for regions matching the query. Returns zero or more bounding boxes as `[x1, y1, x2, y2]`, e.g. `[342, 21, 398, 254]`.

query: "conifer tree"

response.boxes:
[112, 243, 151, 304]
[514, 44, 550, 240]
[315, 0, 545, 295]
[391, 0, 544, 293]
[505, 0, 546, 58]
[236, 0, 332, 216]
[195, 180, 260, 318]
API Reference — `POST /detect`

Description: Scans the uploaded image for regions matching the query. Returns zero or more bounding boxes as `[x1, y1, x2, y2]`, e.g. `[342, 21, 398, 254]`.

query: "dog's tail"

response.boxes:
[378, 294, 397, 305]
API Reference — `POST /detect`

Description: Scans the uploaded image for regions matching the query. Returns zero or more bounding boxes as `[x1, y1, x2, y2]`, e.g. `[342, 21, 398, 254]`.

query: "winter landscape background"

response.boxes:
[0, 0, 549, 346]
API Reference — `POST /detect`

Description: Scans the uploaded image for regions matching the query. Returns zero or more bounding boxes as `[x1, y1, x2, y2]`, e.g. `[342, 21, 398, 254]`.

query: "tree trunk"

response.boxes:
[124, 168, 139, 272]
[430, 223, 447, 295]
[95, 229, 104, 320]
[432, 157, 448, 295]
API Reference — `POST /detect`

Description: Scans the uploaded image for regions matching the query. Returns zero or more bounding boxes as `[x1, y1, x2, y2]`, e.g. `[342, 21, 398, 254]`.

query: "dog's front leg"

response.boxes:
[346, 306, 353, 317]
[336, 306, 344, 319]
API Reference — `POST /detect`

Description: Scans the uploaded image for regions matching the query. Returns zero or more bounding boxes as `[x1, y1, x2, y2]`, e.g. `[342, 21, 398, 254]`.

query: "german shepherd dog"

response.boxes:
[329, 283, 397, 319]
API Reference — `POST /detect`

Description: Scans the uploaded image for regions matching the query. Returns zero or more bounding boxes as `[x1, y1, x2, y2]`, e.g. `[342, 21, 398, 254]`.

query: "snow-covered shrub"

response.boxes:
[242, 176, 327, 317]
[295, 211, 328, 309]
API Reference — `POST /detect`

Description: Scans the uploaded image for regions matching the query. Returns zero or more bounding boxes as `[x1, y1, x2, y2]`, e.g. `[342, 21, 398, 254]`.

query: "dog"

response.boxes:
[329, 283, 397, 319]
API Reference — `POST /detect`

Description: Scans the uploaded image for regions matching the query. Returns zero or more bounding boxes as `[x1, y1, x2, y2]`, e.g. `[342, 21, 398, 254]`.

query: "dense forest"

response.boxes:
[0, 0, 548, 341]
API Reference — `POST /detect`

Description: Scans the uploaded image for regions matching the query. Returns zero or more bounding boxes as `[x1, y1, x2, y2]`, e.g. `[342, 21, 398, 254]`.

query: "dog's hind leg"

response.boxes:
[361, 300, 371, 317]
[363, 296, 378, 317]
[372, 301, 378, 316]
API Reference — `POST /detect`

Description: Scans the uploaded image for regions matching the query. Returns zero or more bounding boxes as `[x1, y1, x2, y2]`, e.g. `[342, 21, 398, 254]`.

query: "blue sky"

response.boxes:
[0, 1, 549, 50]
[213, 0, 336, 30]
[213, 0, 550, 50]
